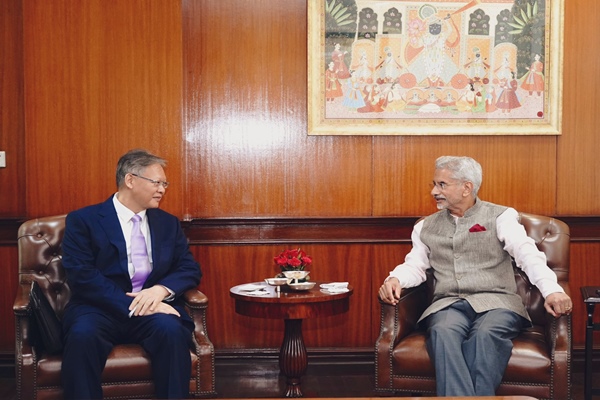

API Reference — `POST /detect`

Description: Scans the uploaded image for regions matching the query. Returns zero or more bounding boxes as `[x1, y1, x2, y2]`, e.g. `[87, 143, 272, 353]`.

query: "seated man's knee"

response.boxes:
[428, 320, 464, 338]
[66, 320, 102, 341]
[63, 324, 110, 357]
[148, 314, 189, 340]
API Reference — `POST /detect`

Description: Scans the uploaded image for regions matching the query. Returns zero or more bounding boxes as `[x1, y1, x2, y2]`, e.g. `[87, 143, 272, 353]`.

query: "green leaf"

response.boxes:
[326, 0, 334, 13]
[509, 29, 523, 35]
[336, 13, 352, 24]
[331, 3, 342, 16]
[520, 9, 529, 23]
[533, 1, 539, 17]
[333, 6, 348, 19]
[527, 3, 533, 19]
[512, 14, 525, 26]
[507, 22, 524, 29]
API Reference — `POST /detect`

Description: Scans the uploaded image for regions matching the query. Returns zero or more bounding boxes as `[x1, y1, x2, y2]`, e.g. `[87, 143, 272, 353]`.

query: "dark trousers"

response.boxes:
[61, 309, 192, 399]
[425, 299, 526, 396]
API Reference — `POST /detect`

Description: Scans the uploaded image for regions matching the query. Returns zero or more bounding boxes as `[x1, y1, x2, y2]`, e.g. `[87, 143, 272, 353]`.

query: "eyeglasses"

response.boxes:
[131, 173, 170, 189]
[429, 181, 461, 191]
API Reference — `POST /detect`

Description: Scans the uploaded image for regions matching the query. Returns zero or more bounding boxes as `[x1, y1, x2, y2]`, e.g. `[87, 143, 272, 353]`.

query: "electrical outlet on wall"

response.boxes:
[0, 151, 5, 168]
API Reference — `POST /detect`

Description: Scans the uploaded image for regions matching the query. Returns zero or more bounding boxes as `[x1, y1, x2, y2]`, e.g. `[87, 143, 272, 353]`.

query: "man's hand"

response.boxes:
[144, 302, 180, 317]
[544, 292, 573, 318]
[379, 277, 402, 305]
[127, 285, 180, 317]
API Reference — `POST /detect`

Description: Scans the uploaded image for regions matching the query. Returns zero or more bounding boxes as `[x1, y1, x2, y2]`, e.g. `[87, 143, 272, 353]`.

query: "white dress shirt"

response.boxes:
[113, 194, 175, 303]
[113, 194, 153, 278]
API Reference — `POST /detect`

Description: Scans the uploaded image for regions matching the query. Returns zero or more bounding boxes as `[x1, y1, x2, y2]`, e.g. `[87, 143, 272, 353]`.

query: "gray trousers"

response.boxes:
[425, 299, 526, 396]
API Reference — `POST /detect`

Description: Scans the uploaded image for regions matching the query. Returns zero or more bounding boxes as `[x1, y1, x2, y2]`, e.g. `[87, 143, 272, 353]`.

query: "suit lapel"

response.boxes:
[146, 209, 163, 281]
[97, 197, 129, 275]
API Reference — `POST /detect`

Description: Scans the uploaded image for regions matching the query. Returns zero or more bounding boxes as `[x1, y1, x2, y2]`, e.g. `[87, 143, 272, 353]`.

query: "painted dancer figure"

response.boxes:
[520, 53, 544, 96]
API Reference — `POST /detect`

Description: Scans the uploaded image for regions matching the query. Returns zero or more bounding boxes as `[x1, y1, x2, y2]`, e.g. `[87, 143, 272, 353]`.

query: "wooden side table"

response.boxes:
[581, 286, 600, 400]
[230, 282, 353, 397]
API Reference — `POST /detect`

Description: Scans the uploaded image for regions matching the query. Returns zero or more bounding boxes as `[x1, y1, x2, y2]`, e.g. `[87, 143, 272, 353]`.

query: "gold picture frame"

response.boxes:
[308, 0, 564, 135]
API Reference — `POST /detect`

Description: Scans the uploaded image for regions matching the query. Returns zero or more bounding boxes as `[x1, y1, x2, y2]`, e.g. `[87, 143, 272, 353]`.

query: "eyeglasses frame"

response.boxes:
[429, 181, 463, 191]
[131, 173, 170, 189]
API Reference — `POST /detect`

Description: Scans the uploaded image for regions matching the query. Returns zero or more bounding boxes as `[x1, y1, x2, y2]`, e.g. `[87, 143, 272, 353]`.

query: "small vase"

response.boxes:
[279, 269, 310, 283]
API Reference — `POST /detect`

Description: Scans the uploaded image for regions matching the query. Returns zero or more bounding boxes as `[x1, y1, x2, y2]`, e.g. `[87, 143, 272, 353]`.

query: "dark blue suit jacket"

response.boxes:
[62, 196, 202, 328]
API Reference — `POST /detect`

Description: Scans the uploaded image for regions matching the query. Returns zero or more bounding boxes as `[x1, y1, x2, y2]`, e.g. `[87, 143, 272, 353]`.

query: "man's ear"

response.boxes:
[124, 173, 135, 189]
[463, 181, 474, 197]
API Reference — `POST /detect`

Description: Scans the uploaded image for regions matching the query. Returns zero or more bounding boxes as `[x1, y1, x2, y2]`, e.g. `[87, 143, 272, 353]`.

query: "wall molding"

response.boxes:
[1, 216, 599, 246]
[0, 218, 24, 245]
[183, 216, 600, 245]
[182, 217, 419, 245]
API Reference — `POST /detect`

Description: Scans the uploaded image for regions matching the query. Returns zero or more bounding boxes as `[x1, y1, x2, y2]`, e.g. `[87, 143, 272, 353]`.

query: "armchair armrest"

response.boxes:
[182, 288, 216, 396]
[183, 288, 208, 308]
[542, 281, 572, 400]
[183, 288, 210, 344]
[13, 282, 32, 317]
[375, 283, 429, 393]
[13, 282, 34, 352]
[543, 311, 571, 399]
[394, 284, 429, 341]
[544, 281, 572, 352]
[13, 282, 37, 400]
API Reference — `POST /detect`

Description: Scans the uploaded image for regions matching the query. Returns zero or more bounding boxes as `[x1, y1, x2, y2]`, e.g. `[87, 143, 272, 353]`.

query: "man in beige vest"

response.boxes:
[379, 156, 572, 397]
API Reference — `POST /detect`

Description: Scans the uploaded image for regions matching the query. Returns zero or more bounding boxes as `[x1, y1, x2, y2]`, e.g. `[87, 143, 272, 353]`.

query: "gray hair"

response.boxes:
[435, 156, 482, 197]
[116, 149, 166, 189]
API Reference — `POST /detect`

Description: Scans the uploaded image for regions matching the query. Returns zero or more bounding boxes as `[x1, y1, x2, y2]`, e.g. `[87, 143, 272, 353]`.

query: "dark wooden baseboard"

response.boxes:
[214, 347, 374, 366]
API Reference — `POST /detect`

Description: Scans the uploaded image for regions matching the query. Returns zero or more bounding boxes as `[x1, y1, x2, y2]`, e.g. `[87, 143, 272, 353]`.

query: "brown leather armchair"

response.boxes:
[13, 215, 216, 399]
[375, 212, 572, 400]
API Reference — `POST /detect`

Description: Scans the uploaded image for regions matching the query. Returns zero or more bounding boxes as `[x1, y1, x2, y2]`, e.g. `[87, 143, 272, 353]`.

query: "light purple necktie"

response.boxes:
[130, 214, 151, 292]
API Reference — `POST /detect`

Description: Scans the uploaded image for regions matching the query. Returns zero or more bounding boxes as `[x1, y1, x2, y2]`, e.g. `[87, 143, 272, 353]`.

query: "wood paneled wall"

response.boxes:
[0, 0, 24, 218]
[1, 0, 600, 359]
[22, 0, 185, 217]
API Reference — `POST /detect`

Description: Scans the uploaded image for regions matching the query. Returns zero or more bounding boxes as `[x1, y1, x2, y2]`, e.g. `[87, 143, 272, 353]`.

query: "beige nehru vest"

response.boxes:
[418, 200, 529, 323]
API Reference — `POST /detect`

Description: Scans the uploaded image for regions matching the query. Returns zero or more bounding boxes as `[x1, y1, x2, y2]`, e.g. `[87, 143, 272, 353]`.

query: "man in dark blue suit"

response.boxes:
[61, 149, 202, 399]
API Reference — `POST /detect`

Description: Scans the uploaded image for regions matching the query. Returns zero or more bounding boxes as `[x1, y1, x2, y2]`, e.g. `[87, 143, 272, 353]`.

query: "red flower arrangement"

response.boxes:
[274, 248, 312, 272]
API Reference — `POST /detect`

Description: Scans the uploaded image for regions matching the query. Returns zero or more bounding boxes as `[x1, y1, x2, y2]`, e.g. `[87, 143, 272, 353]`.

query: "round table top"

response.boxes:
[230, 281, 353, 304]
[230, 281, 353, 319]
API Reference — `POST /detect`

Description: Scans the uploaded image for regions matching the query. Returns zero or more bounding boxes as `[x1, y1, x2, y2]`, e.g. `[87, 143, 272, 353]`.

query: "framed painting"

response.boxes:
[308, 0, 564, 135]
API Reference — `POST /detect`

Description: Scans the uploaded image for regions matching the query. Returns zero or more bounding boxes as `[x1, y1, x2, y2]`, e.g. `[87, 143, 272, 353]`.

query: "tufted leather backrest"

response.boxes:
[18, 215, 71, 319]
[517, 212, 570, 281]
[514, 212, 570, 325]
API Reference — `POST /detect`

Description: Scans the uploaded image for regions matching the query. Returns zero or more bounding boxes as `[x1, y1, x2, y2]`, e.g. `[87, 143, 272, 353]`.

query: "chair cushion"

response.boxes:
[36, 344, 197, 387]
[392, 326, 551, 385]
[392, 331, 432, 377]
[503, 326, 551, 384]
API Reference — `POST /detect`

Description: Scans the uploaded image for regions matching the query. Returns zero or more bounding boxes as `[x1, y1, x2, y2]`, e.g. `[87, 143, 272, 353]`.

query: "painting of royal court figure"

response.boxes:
[308, 0, 563, 135]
